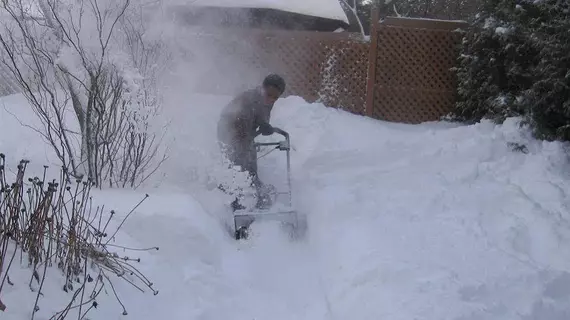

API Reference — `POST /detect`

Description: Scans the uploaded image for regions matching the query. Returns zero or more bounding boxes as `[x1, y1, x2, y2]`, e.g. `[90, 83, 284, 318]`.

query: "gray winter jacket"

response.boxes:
[217, 87, 273, 149]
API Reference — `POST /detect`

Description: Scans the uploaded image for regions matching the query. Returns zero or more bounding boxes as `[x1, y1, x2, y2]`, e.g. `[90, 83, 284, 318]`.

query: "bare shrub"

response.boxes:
[0, 153, 158, 318]
[0, 0, 169, 188]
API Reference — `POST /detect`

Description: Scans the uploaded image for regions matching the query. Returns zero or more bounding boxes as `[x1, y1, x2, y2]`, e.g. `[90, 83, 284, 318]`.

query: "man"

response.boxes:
[217, 74, 286, 211]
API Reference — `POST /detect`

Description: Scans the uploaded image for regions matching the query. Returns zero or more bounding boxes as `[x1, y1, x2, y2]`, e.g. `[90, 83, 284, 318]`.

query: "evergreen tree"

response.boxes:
[523, 0, 570, 141]
[451, 0, 539, 123]
[452, 0, 570, 142]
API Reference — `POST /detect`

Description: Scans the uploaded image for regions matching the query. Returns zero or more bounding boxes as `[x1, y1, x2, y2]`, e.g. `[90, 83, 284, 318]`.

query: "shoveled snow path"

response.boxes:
[213, 225, 334, 320]
[92, 191, 335, 320]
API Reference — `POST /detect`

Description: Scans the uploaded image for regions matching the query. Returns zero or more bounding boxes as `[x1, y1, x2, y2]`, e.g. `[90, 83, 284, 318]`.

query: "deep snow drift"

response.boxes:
[1, 93, 570, 320]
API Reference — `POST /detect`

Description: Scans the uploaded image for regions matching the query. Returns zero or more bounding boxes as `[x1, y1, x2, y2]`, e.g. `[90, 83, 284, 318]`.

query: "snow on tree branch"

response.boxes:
[339, 0, 366, 37]
[0, 0, 169, 189]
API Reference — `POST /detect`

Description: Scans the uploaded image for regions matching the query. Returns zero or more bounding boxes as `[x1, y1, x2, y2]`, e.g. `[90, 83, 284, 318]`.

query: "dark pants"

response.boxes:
[218, 140, 270, 209]
[219, 140, 260, 185]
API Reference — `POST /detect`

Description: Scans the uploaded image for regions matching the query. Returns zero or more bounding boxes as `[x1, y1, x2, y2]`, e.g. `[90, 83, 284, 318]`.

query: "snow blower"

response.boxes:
[233, 127, 306, 240]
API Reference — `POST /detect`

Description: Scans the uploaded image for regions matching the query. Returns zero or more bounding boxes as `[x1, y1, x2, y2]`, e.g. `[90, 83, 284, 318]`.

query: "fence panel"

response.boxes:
[369, 17, 467, 123]
[0, 17, 467, 123]
[185, 28, 369, 115]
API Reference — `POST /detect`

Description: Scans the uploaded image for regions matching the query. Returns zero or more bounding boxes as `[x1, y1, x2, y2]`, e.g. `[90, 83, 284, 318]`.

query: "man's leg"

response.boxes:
[219, 141, 272, 210]
[242, 146, 273, 209]
[218, 141, 248, 211]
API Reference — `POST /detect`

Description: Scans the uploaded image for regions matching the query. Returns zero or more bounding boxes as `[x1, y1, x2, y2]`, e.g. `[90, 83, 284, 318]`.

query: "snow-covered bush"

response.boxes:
[523, 0, 570, 141]
[451, 0, 570, 141]
[451, 0, 538, 123]
[0, 0, 169, 188]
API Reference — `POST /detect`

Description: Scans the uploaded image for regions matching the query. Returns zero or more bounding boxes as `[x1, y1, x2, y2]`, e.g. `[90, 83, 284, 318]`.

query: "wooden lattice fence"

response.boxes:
[182, 28, 370, 115]
[366, 17, 467, 123]
[186, 17, 467, 123]
[0, 17, 467, 124]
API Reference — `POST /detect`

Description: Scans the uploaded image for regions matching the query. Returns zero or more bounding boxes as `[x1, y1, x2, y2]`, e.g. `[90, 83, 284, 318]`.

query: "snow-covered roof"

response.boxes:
[178, 0, 349, 23]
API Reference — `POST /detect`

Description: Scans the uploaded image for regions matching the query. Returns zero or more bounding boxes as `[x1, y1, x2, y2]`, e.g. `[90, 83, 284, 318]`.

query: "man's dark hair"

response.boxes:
[263, 74, 286, 94]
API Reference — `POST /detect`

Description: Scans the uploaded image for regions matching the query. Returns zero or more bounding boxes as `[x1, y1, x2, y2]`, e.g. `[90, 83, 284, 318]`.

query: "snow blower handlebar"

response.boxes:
[254, 127, 290, 151]
[253, 127, 293, 206]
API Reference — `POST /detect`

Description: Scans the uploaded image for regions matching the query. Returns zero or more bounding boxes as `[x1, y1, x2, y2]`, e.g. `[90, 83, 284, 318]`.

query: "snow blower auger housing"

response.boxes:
[233, 128, 306, 240]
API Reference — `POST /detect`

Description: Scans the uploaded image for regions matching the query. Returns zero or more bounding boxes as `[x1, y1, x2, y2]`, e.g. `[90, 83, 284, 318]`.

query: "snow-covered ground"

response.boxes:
[1, 92, 570, 320]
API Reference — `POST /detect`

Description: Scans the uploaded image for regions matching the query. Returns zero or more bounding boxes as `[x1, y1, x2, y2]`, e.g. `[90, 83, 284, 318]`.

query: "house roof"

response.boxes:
[176, 0, 349, 23]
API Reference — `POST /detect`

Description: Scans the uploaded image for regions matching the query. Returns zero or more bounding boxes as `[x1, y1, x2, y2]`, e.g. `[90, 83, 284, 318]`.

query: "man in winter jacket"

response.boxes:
[217, 74, 286, 210]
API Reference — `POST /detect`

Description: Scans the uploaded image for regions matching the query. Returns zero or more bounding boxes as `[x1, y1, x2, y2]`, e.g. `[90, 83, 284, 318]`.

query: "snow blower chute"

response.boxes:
[233, 127, 306, 240]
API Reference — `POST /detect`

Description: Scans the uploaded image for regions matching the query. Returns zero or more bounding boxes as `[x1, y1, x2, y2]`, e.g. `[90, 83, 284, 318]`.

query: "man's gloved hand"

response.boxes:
[258, 122, 274, 136]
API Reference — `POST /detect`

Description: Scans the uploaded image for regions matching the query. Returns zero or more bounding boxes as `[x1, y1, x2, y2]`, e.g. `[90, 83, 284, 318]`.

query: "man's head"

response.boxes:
[261, 74, 286, 105]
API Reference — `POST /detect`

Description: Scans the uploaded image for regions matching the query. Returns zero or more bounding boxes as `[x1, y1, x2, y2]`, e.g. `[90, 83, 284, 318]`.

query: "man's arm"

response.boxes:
[255, 105, 274, 136]
[220, 93, 249, 139]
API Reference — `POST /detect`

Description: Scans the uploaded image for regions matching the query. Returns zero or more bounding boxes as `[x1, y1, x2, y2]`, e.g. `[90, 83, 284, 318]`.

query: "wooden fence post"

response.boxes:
[365, 5, 380, 118]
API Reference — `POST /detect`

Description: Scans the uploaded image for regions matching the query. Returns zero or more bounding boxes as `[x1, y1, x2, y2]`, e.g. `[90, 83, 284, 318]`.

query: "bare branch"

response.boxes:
[1, 0, 169, 188]
[340, 0, 366, 37]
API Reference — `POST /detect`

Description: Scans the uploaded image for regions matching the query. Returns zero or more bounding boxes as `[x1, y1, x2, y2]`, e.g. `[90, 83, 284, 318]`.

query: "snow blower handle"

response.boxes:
[254, 127, 290, 151]
[254, 127, 293, 206]
[272, 127, 289, 139]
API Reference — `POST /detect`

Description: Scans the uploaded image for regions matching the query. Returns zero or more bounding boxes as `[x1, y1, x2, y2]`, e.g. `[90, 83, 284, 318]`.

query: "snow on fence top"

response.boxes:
[177, 0, 349, 23]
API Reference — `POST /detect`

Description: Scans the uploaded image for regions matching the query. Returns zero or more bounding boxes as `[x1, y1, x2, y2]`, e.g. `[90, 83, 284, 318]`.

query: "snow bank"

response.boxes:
[1, 188, 232, 319]
[266, 98, 570, 320]
[0, 93, 236, 319]
[2, 91, 570, 320]
[239, 96, 570, 319]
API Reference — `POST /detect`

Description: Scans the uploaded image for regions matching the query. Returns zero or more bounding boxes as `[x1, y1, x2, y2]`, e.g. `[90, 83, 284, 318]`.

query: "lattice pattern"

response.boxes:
[256, 34, 329, 103]
[2, 20, 465, 122]
[371, 24, 463, 123]
[317, 38, 369, 115]
[373, 88, 456, 123]
[246, 33, 369, 115]
[186, 30, 369, 116]
[179, 21, 464, 123]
